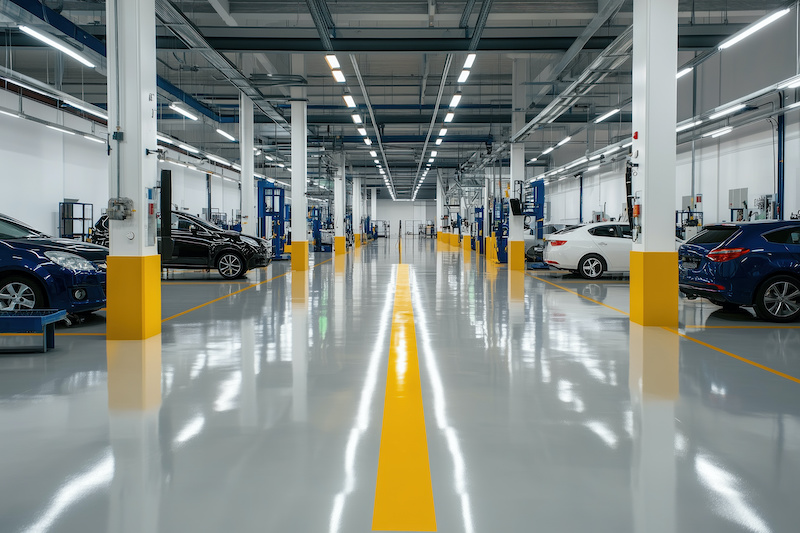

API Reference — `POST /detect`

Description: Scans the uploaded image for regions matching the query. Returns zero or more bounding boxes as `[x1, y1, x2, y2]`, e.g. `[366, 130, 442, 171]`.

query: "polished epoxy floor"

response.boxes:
[1, 238, 799, 533]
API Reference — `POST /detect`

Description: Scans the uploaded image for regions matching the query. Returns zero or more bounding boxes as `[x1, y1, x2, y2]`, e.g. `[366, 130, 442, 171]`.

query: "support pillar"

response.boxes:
[436, 172, 445, 243]
[291, 54, 308, 271]
[630, 0, 679, 326]
[508, 57, 528, 272]
[240, 93, 256, 236]
[371, 187, 378, 221]
[484, 169, 492, 257]
[334, 153, 346, 254]
[106, 0, 160, 340]
[353, 175, 363, 247]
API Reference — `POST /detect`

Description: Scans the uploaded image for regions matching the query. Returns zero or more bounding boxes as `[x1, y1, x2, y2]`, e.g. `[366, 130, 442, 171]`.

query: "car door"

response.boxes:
[171, 214, 211, 266]
[588, 224, 630, 271]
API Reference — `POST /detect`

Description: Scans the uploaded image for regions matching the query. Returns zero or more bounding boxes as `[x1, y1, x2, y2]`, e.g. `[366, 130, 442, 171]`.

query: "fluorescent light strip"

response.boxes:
[588, 154, 602, 161]
[83, 134, 104, 144]
[47, 125, 75, 135]
[676, 67, 693, 79]
[595, 109, 619, 124]
[207, 154, 229, 165]
[178, 143, 200, 154]
[216, 129, 236, 142]
[444, 112, 455, 123]
[343, 94, 356, 108]
[719, 8, 790, 50]
[542, 147, 555, 155]
[170, 103, 199, 121]
[364, 138, 372, 145]
[457, 70, 470, 83]
[18, 26, 95, 68]
[703, 126, 733, 138]
[352, 114, 363, 124]
[0, 109, 21, 119]
[463, 53, 476, 69]
[602, 146, 621, 157]
[431, 151, 437, 157]
[528, 157, 538, 163]
[676, 120, 703, 133]
[369, 150, 377, 157]
[438, 128, 448, 136]
[65, 100, 108, 120]
[265, 155, 274, 161]
[449, 94, 462, 108]
[556, 136, 572, 147]
[709, 103, 746, 120]
[435, 138, 443, 145]
[357, 127, 367, 136]
[1, 77, 51, 97]
[332, 70, 346, 83]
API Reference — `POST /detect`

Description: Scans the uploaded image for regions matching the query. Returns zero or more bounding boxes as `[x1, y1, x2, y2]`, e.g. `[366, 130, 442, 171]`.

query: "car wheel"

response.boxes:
[754, 275, 800, 322]
[216, 252, 246, 279]
[0, 276, 45, 311]
[578, 254, 605, 280]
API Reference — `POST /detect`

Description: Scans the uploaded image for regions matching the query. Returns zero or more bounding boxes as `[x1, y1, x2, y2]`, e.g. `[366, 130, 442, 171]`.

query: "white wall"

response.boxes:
[375, 199, 436, 234]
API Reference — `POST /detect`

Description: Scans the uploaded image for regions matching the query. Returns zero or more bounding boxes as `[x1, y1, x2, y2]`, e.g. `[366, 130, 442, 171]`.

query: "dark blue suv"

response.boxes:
[0, 213, 107, 314]
[679, 221, 800, 322]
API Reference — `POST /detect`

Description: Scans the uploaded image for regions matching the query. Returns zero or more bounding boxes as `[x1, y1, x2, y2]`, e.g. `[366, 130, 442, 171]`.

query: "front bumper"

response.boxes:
[42, 266, 106, 313]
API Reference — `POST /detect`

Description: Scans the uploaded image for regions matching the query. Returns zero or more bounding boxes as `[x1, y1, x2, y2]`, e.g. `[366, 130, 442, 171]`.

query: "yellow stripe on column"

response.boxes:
[373, 264, 436, 531]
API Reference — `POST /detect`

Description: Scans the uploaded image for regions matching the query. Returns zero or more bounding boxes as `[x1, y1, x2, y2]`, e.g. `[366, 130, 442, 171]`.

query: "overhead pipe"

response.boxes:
[411, 54, 453, 194]
[459, 0, 477, 30]
[468, 0, 494, 51]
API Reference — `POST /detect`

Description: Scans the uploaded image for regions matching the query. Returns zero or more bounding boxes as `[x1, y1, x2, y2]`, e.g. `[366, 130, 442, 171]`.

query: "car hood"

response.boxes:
[7, 238, 109, 261]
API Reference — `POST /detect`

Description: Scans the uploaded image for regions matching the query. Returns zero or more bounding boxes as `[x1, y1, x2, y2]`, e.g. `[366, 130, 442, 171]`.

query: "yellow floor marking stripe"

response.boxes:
[373, 264, 436, 532]
[685, 324, 800, 329]
[527, 272, 800, 384]
[527, 274, 629, 315]
[664, 327, 800, 384]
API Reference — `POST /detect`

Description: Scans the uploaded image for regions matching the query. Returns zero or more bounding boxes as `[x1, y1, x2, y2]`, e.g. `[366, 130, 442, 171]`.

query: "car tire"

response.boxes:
[0, 276, 45, 311]
[578, 254, 605, 280]
[754, 275, 800, 323]
[216, 252, 246, 279]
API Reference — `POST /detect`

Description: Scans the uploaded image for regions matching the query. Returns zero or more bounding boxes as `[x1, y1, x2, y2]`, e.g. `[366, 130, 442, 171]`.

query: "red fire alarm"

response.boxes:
[633, 131, 639, 140]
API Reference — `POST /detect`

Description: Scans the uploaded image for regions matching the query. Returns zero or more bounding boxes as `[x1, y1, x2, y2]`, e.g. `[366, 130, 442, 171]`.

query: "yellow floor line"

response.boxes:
[526, 273, 629, 315]
[685, 324, 800, 329]
[526, 272, 800, 384]
[373, 264, 436, 532]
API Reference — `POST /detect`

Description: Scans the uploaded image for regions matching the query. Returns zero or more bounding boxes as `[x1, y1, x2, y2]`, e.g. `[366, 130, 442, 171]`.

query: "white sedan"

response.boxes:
[543, 222, 633, 279]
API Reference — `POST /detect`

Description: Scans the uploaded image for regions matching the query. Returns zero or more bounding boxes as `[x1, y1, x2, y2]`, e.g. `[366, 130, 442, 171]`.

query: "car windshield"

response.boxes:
[0, 217, 47, 239]
[182, 213, 223, 231]
[687, 227, 738, 245]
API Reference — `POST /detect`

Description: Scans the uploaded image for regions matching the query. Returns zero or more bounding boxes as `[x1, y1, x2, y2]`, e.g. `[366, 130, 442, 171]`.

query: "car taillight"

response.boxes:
[549, 240, 567, 246]
[707, 248, 750, 262]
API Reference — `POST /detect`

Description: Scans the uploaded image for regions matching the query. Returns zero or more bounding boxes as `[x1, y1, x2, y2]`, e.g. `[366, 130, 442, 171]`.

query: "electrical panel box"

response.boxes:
[681, 195, 694, 211]
[107, 197, 133, 220]
[728, 188, 748, 209]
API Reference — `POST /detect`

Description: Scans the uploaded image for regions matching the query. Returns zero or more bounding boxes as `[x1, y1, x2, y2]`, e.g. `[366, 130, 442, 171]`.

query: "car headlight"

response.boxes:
[44, 251, 98, 272]
[240, 236, 260, 248]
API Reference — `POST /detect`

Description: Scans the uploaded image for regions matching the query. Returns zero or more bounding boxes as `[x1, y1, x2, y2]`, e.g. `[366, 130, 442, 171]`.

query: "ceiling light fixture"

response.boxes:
[357, 127, 367, 136]
[364, 138, 372, 145]
[178, 143, 200, 153]
[0, 109, 21, 119]
[528, 157, 538, 163]
[449, 93, 462, 108]
[207, 154, 229, 165]
[431, 151, 437, 157]
[343, 94, 356, 108]
[719, 8, 790, 50]
[463, 53, 477, 69]
[594, 109, 620, 124]
[332, 70, 346, 83]
[18, 25, 95, 68]
[216, 129, 236, 141]
[265, 155, 274, 161]
[83, 135, 104, 144]
[369, 150, 377, 157]
[556, 136, 572, 147]
[587, 164, 601, 172]
[542, 147, 555, 155]
[352, 114, 363, 124]
[435, 138, 443, 145]
[325, 55, 340, 69]
[65, 100, 108, 120]
[438, 128, 448, 136]
[703, 126, 734, 138]
[169, 103, 198, 121]
[457, 70, 470, 83]
[709, 103, 746, 120]
[676, 67, 693, 79]
[676, 120, 703, 133]
[46, 125, 75, 135]
[444, 112, 455, 122]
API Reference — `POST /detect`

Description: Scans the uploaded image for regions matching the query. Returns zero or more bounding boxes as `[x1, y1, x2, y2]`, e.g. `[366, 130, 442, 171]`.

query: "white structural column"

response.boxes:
[240, 93, 255, 236]
[371, 188, 377, 221]
[436, 172, 445, 242]
[105, 0, 160, 340]
[508, 57, 528, 272]
[630, 0, 679, 326]
[353, 176, 363, 247]
[291, 54, 308, 270]
[334, 153, 346, 254]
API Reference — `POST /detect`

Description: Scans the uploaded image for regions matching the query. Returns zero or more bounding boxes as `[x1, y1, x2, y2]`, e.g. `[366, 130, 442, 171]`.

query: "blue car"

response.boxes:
[0, 213, 107, 314]
[679, 221, 800, 322]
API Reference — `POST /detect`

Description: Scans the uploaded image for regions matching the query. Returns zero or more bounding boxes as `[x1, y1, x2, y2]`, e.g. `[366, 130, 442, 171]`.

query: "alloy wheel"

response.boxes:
[762, 281, 800, 318]
[0, 282, 36, 310]
[581, 257, 603, 279]
[218, 254, 243, 278]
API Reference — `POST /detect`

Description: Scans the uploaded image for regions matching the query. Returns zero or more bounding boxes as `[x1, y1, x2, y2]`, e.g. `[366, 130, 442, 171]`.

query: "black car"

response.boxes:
[0, 213, 107, 313]
[93, 212, 271, 279]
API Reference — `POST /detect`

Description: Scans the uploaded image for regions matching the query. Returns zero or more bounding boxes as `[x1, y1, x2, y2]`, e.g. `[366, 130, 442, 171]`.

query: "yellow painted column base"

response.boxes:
[106, 255, 161, 340]
[291, 241, 309, 271]
[292, 270, 309, 302]
[508, 240, 526, 271]
[107, 335, 162, 410]
[354, 234, 362, 248]
[486, 236, 498, 263]
[630, 251, 679, 327]
[462, 236, 472, 261]
[334, 236, 346, 255]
